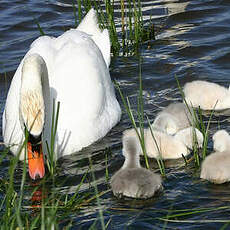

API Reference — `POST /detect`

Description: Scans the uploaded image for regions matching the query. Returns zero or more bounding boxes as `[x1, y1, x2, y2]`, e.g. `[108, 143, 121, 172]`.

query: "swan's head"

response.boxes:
[20, 54, 47, 180]
[152, 112, 178, 135]
[213, 129, 230, 152]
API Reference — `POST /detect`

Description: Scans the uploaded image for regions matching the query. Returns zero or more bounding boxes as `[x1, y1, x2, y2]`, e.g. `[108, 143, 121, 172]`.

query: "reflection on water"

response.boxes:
[1, 0, 230, 229]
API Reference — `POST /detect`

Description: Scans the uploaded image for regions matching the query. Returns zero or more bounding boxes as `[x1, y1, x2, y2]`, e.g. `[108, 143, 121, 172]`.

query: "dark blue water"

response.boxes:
[1, 0, 230, 229]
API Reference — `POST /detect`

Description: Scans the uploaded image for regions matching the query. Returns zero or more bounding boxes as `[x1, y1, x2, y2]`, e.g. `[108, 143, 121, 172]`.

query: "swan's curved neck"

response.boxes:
[20, 54, 49, 137]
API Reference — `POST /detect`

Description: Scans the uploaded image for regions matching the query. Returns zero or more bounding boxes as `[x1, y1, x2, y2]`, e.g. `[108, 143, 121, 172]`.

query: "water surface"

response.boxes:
[1, 0, 230, 229]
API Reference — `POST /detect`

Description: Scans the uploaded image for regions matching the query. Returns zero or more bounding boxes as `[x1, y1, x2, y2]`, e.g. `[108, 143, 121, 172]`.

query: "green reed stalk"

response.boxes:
[202, 104, 216, 159]
[137, 58, 149, 169]
[120, 0, 125, 52]
[74, 0, 149, 56]
[147, 117, 165, 176]
[175, 75, 204, 166]
[77, 0, 82, 23]
[35, 18, 45, 36]
[72, 0, 78, 27]
[46, 100, 60, 176]
[15, 135, 28, 228]
[115, 84, 149, 169]
[89, 157, 106, 230]
[105, 0, 120, 55]
[105, 150, 109, 183]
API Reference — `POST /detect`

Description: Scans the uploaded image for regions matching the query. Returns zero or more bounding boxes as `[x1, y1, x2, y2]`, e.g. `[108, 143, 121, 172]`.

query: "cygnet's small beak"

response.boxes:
[27, 142, 45, 180]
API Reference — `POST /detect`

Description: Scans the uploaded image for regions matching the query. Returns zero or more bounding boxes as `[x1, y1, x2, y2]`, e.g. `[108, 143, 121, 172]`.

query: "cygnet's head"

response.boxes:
[213, 130, 230, 152]
[152, 113, 178, 135]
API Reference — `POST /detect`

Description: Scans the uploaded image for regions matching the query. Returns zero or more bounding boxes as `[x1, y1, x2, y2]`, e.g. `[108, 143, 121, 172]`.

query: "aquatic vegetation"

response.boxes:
[2, 1, 230, 229]
[73, 0, 155, 56]
[175, 76, 215, 167]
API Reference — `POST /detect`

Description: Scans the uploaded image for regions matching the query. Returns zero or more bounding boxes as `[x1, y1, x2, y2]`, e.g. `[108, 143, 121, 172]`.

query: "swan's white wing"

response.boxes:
[50, 30, 120, 156]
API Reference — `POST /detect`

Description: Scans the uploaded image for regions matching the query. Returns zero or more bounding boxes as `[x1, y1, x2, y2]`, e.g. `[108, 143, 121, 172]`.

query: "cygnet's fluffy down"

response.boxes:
[110, 136, 162, 199]
[152, 102, 193, 135]
[200, 130, 230, 184]
[123, 126, 203, 159]
[184, 80, 230, 110]
[174, 127, 203, 150]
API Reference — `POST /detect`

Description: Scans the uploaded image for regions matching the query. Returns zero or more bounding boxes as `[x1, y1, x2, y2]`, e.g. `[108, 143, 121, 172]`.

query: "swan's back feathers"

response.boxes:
[77, 9, 111, 67]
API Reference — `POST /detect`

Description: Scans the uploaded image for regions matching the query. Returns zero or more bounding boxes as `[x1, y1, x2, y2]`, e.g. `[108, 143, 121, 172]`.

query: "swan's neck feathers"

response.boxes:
[20, 54, 47, 137]
[122, 136, 141, 169]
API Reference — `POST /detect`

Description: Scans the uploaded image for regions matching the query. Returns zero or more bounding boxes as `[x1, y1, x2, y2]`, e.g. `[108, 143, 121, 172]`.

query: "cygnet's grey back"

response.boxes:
[111, 135, 162, 199]
[110, 167, 162, 199]
[213, 129, 230, 152]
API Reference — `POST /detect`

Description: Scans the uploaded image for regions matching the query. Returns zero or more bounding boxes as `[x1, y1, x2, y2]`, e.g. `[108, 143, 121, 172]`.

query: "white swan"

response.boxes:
[123, 126, 203, 159]
[200, 130, 230, 184]
[110, 136, 162, 199]
[183, 80, 230, 110]
[2, 9, 121, 179]
[152, 102, 193, 135]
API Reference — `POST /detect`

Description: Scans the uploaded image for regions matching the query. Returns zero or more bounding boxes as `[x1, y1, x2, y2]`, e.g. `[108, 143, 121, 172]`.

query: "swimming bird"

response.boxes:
[2, 9, 121, 179]
[183, 80, 230, 110]
[123, 126, 203, 159]
[152, 102, 193, 135]
[200, 130, 230, 184]
[110, 136, 162, 199]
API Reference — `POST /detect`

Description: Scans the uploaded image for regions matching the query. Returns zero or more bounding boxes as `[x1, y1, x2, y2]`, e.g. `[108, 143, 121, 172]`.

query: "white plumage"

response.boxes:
[122, 126, 203, 159]
[3, 9, 121, 160]
[152, 102, 193, 135]
[200, 130, 230, 184]
[184, 80, 230, 110]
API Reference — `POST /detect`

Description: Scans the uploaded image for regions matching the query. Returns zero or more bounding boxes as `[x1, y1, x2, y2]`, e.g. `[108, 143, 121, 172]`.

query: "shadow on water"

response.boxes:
[1, 0, 230, 229]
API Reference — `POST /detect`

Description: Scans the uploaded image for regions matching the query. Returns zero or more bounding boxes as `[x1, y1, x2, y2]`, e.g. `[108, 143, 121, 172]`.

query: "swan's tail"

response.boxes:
[77, 9, 111, 67]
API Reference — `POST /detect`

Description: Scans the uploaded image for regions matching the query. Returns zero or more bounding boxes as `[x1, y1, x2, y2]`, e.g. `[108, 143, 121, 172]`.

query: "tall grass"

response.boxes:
[175, 76, 215, 166]
[45, 100, 60, 176]
[73, 0, 154, 56]
[115, 58, 166, 175]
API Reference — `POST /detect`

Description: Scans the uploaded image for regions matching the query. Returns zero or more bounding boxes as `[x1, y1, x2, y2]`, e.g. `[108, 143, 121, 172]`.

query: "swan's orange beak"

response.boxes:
[27, 142, 45, 180]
